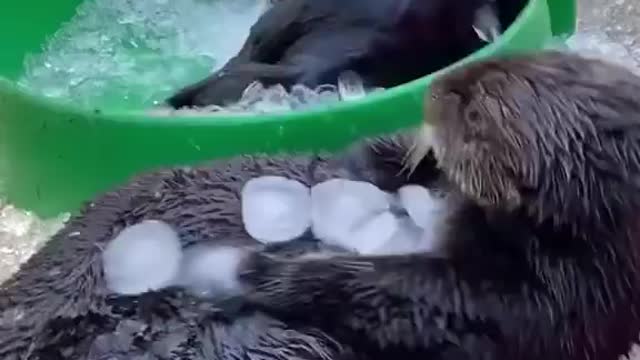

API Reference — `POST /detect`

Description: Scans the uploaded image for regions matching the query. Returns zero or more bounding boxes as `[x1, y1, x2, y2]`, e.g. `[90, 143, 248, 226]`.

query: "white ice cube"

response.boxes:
[397, 185, 445, 229]
[310, 179, 391, 250]
[396, 185, 450, 253]
[102, 220, 182, 295]
[337, 70, 366, 101]
[241, 176, 311, 244]
[345, 211, 399, 254]
[177, 245, 246, 298]
[368, 216, 424, 255]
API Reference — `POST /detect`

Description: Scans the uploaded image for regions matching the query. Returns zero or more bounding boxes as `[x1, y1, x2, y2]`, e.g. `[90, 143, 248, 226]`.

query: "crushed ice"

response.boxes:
[19, 0, 270, 110]
[3, 28, 640, 287]
[148, 71, 382, 116]
[19, 0, 381, 113]
[102, 219, 246, 298]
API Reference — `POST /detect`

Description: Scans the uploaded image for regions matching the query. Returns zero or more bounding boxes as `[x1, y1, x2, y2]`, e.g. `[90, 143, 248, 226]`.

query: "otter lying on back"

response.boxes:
[166, 0, 507, 108]
[196, 51, 640, 360]
[0, 133, 442, 359]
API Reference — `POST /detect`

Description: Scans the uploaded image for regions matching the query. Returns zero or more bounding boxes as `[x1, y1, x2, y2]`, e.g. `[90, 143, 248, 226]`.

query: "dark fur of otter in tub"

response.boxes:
[165, 0, 527, 108]
[2, 50, 640, 360]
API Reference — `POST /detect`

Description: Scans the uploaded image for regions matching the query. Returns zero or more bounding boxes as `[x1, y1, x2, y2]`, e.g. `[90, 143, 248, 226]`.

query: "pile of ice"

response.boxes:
[102, 176, 449, 298]
[150, 70, 383, 116]
[19, 0, 270, 109]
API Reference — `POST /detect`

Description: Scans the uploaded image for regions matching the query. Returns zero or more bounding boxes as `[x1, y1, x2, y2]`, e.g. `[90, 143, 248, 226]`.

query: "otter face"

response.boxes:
[421, 60, 543, 211]
[413, 51, 640, 228]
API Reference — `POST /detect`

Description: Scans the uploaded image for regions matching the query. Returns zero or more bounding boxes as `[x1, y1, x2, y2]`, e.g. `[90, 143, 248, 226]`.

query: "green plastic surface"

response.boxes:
[0, 0, 576, 217]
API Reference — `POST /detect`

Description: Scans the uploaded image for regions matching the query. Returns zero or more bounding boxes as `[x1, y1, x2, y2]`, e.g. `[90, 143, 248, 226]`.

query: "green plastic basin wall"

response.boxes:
[0, 0, 576, 217]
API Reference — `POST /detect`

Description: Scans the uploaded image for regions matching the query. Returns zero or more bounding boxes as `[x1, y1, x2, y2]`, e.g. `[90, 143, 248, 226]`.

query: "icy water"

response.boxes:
[18, 0, 269, 111]
[18, 0, 379, 113]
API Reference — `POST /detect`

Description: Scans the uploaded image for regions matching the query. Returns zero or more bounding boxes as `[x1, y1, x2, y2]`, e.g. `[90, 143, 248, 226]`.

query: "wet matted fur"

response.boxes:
[0, 135, 438, 360]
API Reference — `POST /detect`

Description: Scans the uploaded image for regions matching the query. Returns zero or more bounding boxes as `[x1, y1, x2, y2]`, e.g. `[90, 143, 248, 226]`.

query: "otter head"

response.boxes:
[411, 51, 640, 232]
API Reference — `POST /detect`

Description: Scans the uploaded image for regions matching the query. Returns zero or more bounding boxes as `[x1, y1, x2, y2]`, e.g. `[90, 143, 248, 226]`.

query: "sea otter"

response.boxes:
[186, 50, 640, 360]
[3, 50, 640, 360]
[0, 133, 445, 359]
[165, 0, 519, 108]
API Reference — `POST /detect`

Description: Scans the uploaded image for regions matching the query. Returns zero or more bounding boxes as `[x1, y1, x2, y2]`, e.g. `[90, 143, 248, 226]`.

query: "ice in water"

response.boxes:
[19, 0, 269, 110]
[19, 0, 382, 112]
[102, 219, 183, 295]
[177, 245, 246, 298]
[241, 176, 311, 244]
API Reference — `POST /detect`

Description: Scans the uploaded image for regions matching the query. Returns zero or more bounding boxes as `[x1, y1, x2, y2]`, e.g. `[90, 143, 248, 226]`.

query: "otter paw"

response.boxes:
[242, 176, 312, 244]
[177, 245, 249, 298]
[102, 220, 182, 295]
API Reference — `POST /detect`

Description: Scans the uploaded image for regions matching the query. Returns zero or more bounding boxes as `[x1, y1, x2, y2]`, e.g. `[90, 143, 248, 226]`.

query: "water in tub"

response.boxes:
[17, 0, 378, 113]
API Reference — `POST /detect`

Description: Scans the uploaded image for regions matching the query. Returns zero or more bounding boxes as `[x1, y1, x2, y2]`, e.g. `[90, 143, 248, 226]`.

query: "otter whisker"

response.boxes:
[405, 124, 435, 175]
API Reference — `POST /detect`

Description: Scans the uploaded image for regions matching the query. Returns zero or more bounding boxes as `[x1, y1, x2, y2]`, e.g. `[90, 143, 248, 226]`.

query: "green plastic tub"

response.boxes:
[0, 0, 576, 217]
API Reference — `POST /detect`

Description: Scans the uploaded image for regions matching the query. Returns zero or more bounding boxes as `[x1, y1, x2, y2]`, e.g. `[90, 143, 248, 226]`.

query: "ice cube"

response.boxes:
[102, 220, 182, 295]
[176, 245, 247, 298]
[396, 185, 445, 229]
[18, 0, 265, 110]
[368, 216, 424, 255]
[310, 179, 391, 250]
[337, 70, 366, 101]
[241, 176, 311, 244]
[343, 211, 399, 254]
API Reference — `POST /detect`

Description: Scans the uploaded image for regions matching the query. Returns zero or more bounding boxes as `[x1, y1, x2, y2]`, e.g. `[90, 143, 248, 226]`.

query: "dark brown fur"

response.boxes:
[229, 51, 640, 360]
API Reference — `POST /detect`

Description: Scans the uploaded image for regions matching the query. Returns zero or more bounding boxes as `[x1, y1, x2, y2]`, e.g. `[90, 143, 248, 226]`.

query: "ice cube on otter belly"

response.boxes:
[102, 220, 182, 295]
[241, 176, 312, 244]
[310, 179, 392, 251]
[176, 245, 247, 298]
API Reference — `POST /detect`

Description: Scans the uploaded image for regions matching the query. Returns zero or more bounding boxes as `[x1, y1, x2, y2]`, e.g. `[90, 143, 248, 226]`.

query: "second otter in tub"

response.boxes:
[165, 0, 521, 108]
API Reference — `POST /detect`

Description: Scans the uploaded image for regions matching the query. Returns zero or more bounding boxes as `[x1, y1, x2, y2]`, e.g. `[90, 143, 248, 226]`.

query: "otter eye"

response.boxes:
[468, 110, 481, 124]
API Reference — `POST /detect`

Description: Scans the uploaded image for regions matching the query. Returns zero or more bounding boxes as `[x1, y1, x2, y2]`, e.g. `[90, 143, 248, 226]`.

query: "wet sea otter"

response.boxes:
[193, 50, 640, 360]
[165, 0, 520, 108]
[2, 49, 640, 360]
